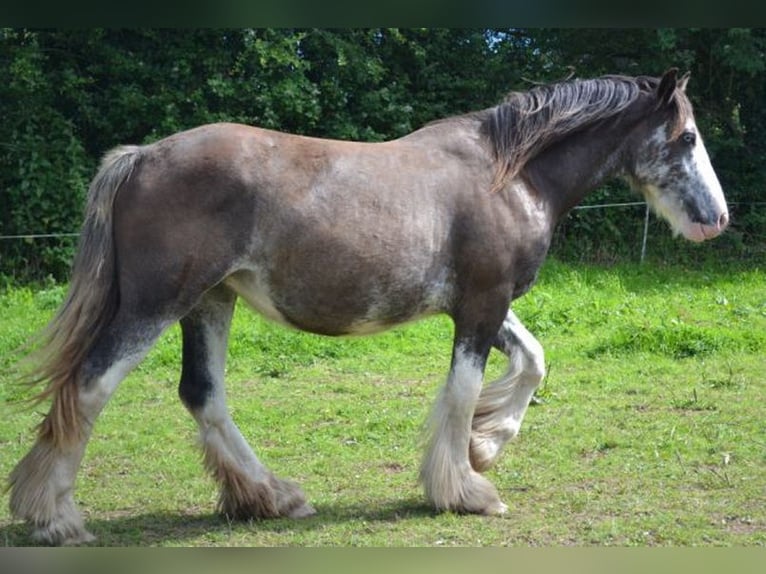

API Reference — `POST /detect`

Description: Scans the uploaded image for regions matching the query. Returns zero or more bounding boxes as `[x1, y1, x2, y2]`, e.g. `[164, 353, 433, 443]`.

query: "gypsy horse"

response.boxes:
[8, 69, 728, 544]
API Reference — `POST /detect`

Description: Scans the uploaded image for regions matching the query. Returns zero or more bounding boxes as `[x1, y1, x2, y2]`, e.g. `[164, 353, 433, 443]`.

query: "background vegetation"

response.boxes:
[1, 28, 765, 281]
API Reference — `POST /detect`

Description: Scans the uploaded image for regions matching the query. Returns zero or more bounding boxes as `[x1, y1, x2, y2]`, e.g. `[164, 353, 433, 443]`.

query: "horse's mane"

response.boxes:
[474, 74, 693, 191]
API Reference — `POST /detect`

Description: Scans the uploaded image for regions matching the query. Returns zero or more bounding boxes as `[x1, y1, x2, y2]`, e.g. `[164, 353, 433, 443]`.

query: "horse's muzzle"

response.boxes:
[685, 211, 729, 242]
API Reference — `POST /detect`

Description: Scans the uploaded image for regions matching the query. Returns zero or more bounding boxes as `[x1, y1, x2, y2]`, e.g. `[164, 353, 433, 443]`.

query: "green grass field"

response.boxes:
[1, 259, 764, 546]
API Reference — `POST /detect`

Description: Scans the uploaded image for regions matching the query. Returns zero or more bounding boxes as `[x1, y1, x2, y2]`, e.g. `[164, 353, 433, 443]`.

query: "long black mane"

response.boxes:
[477, 74, 692, 189]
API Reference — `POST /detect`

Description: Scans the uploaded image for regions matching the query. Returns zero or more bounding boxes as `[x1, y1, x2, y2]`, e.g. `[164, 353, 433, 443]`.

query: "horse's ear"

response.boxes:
[678, 71, 691, 92]
[657, 68, 679, 106]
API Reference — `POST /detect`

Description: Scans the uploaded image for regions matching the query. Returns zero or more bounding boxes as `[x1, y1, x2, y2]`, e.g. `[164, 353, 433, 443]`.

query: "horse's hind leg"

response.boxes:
[8, 311, 169, 545]
[469, 309, 545, 472]
[178, 286, 315, 521]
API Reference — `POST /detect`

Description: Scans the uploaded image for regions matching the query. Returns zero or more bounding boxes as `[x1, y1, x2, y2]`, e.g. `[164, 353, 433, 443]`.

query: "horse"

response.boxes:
[8, 68, 728, 545]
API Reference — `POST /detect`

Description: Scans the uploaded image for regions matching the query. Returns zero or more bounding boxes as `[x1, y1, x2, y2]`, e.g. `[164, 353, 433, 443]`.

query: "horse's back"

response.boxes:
[109, 122, 477, 332]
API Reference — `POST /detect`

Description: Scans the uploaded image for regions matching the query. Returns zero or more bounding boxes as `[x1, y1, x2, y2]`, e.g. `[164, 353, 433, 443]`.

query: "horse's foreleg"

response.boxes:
[178, 287, 315, 521]
[9, 314, 166, 545]
[469, 309, 545, 473]
[419, 313, 508, 515]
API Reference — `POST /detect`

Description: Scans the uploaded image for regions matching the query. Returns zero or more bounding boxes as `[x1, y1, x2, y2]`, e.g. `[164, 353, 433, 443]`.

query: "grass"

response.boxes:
[0, 258, 764, 546]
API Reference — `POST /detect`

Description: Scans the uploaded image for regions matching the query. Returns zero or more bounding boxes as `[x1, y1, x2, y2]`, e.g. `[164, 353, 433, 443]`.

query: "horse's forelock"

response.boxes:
[667, 86, 694, 139]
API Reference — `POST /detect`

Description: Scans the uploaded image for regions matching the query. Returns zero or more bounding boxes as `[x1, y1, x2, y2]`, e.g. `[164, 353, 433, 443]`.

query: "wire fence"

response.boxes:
[0, 233, 80, 240]
[1, 201, 763, 264]
[0, 201, 654, 239]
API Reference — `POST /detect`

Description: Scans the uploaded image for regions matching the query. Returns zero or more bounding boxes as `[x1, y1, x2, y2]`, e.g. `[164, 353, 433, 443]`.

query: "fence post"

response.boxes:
[640, 203, 650, 263]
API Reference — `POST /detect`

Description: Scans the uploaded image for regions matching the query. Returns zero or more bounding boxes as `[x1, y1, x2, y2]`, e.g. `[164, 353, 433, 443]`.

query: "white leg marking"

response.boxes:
[10, 347, 152, 545]
[187, 320, 313, 519]
[9, 438, 94, 545]
[78, 355, 144, 424]
[471, 310, 545, 472]
[420, 345, 507, 515]
[191, 319, 270, 480]
[196, 385, 271, 483]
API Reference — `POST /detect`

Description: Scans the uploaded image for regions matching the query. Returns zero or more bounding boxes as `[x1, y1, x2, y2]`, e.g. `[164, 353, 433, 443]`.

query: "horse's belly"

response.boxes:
[224, 268, 450, 337]
[223, 269, 294, 328]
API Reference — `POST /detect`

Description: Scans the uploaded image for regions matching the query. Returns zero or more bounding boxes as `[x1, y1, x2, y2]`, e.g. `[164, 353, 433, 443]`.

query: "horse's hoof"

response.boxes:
[62, 530, 97, 546]
[484, 500, 509, 516]
[288, 502, 316, 519]
[31, 525, 96, 546]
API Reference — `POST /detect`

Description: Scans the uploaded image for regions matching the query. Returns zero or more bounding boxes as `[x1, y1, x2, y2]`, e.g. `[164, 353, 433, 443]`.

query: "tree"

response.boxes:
[1, 29, 763, 281]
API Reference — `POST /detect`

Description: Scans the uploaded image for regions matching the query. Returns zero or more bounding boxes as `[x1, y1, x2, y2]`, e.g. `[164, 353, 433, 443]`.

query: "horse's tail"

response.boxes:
[23, 145, 142, 448]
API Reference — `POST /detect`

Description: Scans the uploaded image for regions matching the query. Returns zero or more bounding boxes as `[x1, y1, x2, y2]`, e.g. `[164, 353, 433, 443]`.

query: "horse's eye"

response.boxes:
[681, 131, 696, 146]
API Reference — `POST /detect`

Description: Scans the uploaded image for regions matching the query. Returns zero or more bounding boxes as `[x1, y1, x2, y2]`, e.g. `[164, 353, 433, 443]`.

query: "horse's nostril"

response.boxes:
[719, 211, 729, 230]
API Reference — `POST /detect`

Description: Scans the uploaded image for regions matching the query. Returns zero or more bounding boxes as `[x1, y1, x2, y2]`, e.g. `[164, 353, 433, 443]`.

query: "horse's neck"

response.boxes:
[522, 114, 644, 220]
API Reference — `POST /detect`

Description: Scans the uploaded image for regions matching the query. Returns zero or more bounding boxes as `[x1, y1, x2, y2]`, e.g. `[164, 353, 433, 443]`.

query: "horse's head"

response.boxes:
[628, 68, 729, 242]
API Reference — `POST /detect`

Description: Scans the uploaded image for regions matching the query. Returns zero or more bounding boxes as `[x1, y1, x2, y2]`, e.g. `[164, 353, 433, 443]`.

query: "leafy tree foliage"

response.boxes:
[1, 29, 763, 281]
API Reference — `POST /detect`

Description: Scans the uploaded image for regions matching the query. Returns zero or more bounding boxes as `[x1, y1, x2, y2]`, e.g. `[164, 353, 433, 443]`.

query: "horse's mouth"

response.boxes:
[682, 216, 728, 242]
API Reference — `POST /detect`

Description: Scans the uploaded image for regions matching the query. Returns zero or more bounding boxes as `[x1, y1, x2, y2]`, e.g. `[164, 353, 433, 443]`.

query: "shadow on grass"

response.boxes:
[1, 497, 437, 546]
